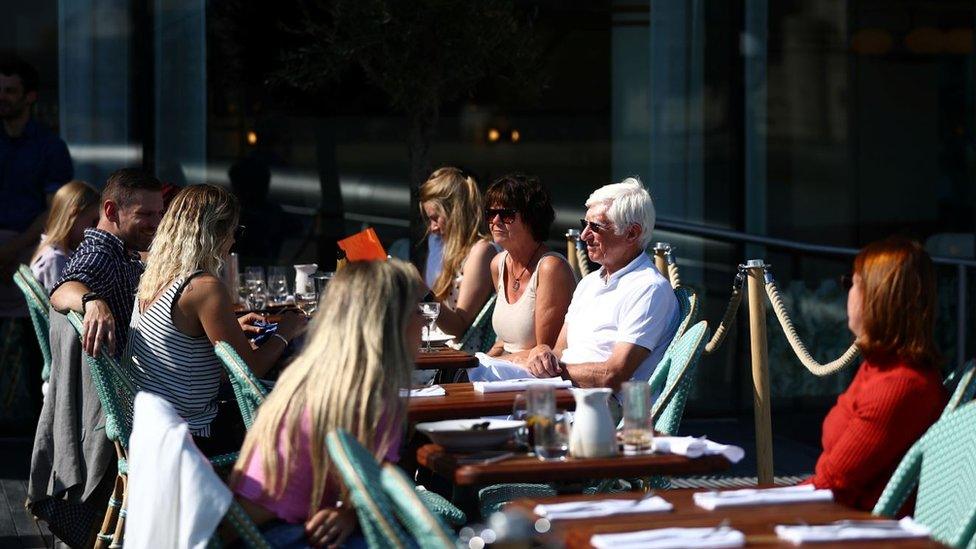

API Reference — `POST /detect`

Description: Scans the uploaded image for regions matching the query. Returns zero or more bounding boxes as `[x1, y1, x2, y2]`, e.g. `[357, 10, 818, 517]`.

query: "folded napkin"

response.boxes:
[468, 353, 532, 382]
[652, 436, 745, 464]
[472, 377, 572, 393]
[423, 326, 454, 343]
[591, 526, 746, 549]
[693, 484, 833, 510]
[534, 496, 673, 520]
[400, 385, 447, 398]
[775, 517, 930, 544]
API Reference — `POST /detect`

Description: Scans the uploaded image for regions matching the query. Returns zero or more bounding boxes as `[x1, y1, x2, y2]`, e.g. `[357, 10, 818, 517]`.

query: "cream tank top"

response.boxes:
[491, 251, 566, 353]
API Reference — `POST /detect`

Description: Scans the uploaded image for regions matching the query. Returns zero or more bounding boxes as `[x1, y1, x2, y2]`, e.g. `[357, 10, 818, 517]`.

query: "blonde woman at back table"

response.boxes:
[419, 167, 496, 340]
[30, 180, 100, 291]
[231, 259, 426, 548]
[484, 174, 575, 360]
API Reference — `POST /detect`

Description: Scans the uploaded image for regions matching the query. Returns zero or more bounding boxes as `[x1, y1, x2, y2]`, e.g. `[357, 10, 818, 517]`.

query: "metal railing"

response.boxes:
[655, 217, 973, 369]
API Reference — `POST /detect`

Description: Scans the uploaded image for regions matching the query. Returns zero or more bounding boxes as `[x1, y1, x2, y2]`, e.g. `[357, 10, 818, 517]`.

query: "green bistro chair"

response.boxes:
[644, 286, 699, 397]
[17, 263, 50, 308]
[650, 320, 710, 436]
[943, 359, 976, 418]
[207, 500, 272, 549]
[872, 401, 976, 548]
[455, 294, 497, 354]
[65, 311, 239, 548]
[380, 463, 455, 548]
[326, 429, 412, 548]
[13, 267, 53, 383]
[214, 341, 269, 429]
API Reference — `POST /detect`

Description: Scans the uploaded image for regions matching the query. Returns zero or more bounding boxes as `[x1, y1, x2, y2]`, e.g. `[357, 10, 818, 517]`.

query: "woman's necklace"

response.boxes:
[511, 243, 543, 291]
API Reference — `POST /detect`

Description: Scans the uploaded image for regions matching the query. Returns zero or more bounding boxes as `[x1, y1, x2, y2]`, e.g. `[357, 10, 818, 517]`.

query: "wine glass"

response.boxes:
[296, 278, 318, 317]
[267, 267, 290, 306]
[418, 302, 441, 353]
[534, 412, 571, 461]
[244, 266, 265, 289]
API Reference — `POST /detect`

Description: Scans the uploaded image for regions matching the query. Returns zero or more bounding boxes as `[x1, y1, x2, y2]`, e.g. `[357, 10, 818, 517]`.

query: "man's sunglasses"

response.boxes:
[234, 225, 247, 240]
[485, 208, 518, 224]
[579, 219, 612, 233]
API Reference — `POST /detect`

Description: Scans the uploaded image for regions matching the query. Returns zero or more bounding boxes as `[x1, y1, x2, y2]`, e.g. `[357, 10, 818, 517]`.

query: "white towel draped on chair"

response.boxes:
[125, 392, 233, 549]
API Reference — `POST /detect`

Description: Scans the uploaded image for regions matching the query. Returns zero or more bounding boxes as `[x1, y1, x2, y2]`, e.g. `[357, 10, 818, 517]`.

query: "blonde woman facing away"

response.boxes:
[420, 167, 496, 342]
[29, 180, 100, 291]
[231, 259, 426, 548]
[126, 184, 305, 455]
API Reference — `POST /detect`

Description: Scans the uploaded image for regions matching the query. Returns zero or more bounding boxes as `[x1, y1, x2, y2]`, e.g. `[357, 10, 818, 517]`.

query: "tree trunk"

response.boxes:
[407, 105, 437, 267]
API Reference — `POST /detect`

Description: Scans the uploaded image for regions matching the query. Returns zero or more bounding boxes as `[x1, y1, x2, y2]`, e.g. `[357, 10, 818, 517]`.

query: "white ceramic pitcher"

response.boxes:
[294, 264, 318, 294]
[569, 388, 618, 458]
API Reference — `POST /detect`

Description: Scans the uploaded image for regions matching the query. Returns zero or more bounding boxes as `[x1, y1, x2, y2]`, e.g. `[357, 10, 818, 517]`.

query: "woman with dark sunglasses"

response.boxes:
[483, 174, 575, 360]
[418, 167, 497, 347]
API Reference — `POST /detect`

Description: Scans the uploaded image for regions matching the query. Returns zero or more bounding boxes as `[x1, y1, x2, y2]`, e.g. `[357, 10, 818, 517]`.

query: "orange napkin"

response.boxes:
[337, 227, 387, 261]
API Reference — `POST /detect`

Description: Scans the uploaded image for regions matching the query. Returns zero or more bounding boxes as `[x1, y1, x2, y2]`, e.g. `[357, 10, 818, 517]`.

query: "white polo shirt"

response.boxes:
[561, 252, 679, 384]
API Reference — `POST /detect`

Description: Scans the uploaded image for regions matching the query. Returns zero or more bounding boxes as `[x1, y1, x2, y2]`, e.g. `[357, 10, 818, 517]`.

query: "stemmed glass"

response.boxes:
[267, 267, 290, 306]
[418, 302, 441, 353]
[296, 278, 318, 317]
[243, 266, 268, 311]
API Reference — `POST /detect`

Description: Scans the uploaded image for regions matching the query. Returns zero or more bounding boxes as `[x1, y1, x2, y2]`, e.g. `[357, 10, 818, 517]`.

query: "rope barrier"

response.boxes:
[764, 276, 859, 376]
[704, 271, 744, 356]
[576, 246, 591, 276]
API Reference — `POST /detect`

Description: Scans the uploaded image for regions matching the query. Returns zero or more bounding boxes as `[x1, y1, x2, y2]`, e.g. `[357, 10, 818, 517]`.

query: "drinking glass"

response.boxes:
[620, 381, 653, 455]
[296, 278, 318, 317]
[237, 274, 252, 308]
[418, 302, 441, 352]
[313, 271, 334, 295]
[511, 393, 528, 449]
[244, 266, 265, 289]
[267, 267, 290, 306]
[534, 412, 571, 461]
[248, 283, 268, 311]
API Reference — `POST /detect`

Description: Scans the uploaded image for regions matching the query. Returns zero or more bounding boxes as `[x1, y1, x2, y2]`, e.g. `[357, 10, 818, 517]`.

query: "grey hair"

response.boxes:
[584, 176, 656, 249]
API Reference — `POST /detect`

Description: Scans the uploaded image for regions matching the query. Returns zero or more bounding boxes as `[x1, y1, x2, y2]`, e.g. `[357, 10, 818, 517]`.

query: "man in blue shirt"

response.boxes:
[0, 58, 73, 285]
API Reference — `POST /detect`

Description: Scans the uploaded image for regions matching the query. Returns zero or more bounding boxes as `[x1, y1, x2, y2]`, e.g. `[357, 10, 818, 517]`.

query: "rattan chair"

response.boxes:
[326, 429, 412, 548]
[214, 341, 269, 429]
[12, 266, 53, 383]
[455, 294, 497, 354]
[873, 401, 976, 548]
[380, 463, 455, 547]
[65, 311, 238, 548]
[943, 359, 976, 418]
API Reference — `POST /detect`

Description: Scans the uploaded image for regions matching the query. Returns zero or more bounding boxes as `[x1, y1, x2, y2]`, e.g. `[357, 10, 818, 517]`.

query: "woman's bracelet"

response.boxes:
[271, 333, 289, 346]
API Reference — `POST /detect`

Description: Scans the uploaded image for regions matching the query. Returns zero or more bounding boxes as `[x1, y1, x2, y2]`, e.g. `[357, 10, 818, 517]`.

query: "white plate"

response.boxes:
[415, 418, 525, 450]
[423, 331, 454, 345]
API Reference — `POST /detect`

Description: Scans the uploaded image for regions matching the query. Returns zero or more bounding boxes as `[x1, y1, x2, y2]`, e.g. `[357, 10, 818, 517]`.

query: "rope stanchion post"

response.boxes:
[653, 242, 670, 281]
[566, 229, 582, 280]
[744, 259, 774, 485]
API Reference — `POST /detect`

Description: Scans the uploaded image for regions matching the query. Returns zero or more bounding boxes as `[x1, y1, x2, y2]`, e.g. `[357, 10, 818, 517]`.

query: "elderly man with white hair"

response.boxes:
[525, 177, 679, 389]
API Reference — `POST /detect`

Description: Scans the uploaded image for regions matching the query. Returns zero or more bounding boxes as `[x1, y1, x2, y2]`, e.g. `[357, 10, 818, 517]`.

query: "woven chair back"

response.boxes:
[326, 430, 410, 548]
[652, 320, 710, 435]
[214, 341, 268, 429]
[873, 401, 976, 547]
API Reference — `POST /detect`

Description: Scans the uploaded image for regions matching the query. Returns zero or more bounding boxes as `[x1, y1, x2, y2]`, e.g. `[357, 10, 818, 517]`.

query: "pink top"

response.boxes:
[234, 410, 402, 524]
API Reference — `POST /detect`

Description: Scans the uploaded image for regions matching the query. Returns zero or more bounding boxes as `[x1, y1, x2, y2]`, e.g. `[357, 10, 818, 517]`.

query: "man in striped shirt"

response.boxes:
[50, 168, 164, 357]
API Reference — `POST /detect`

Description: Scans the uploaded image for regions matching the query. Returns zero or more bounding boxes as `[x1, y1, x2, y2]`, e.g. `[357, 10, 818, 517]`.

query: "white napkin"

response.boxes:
[401, 385, 447, 397]
[591, 526, 746, 549]
[423, 326, 454, 343]
[652, 436, 745, 463]
[775, 517, 930, 544]
[534, 496, 673, 520]
[472, 377, 572, 393]
[468, 353, 532, 382]
[693, 484, 833, 510]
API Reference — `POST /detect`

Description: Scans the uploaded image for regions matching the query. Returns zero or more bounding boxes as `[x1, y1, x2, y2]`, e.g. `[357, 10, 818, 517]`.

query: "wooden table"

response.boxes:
[417, 445, 731, 486]
[414, 348, 478, 371]
[507, 490, 944, 548]
[407, 383, 574, 423]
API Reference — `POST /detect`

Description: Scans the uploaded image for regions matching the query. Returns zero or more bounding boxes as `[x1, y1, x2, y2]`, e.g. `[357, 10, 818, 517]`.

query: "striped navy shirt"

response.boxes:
[125, 272, 222, 436]
[54, 228, 144, 357]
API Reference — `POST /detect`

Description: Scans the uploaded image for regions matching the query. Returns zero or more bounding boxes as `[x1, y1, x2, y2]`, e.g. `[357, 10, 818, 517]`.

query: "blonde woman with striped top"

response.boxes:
[126, 184, 304, 454]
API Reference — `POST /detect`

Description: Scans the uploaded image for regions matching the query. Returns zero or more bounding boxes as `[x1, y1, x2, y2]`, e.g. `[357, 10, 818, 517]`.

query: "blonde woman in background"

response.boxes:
[126, 184, 304, 455]
[231, 259, 425, 548]
[419, 167, 496, 341]
[30, 180, 100, 291]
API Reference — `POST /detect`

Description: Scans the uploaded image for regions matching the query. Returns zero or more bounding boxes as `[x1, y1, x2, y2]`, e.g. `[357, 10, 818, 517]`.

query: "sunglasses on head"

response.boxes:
[579, 218, 611, 233]
[485, 208, 518, 224]
[234, 225, 247, 240]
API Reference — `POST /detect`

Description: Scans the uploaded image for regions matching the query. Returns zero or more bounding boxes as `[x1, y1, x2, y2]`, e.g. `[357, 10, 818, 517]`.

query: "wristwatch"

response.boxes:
[82, 292, 104, 312]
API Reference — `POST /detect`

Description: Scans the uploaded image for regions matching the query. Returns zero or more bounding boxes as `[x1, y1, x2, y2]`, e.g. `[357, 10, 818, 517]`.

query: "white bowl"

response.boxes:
[415, 418, 525, 450]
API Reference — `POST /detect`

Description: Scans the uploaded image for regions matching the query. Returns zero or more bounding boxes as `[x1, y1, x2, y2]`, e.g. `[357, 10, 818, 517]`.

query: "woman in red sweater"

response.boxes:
[810, 237, 946, 511]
